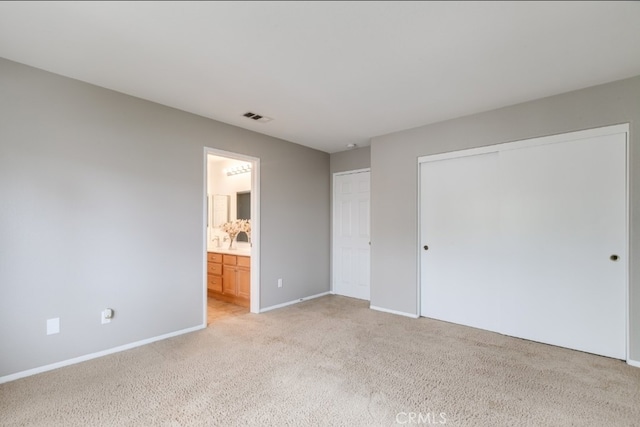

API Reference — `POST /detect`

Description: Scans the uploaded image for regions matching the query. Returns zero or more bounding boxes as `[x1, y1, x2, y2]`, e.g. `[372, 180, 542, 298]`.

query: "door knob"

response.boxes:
[610, 254, 619, 261]
[423, 245, 429, 251]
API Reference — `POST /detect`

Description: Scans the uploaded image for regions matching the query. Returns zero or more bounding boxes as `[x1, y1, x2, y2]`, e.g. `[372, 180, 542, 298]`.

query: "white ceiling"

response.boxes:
[1, 2, 639, 153]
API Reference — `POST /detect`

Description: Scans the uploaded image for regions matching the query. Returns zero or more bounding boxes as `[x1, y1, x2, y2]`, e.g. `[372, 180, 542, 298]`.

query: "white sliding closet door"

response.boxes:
[420, 153, 501, 332]
[420, 125, 627, 359]
[499, 133, 626, 359]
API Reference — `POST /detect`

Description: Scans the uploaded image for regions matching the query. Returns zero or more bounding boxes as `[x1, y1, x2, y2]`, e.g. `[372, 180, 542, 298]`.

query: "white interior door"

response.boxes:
[333, 170, 370, 300]
[419, 125, 627, 359]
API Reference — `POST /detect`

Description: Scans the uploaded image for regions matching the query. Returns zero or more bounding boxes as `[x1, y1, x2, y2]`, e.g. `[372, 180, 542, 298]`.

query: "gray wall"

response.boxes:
[371, 75, 640, 361]
[0, 58, 329, 377]
[330, 146, 371, 174]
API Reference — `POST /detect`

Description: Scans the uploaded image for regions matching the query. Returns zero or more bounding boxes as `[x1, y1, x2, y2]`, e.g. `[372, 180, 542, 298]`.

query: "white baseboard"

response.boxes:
[627, 359, 640, 369]
[0, 324, 205, 385]
[370, 305, 419, 319]
[260, 291, 330, 313]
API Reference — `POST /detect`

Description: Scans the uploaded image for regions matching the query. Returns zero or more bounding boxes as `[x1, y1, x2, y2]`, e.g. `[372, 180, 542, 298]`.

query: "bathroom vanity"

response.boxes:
[207, 247, 250, 308]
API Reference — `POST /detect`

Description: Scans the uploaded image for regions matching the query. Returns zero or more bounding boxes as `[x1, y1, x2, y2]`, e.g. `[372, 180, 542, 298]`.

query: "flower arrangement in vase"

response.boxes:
[220, 219, 251, 249]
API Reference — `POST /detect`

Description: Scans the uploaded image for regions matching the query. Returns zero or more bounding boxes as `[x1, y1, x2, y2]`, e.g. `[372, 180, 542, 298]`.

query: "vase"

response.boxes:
[228, 235, 236, 250]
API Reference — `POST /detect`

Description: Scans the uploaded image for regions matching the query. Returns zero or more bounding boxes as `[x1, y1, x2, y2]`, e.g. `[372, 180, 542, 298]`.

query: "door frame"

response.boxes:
[416, 123, 630, 361]
[331, 168, 371, 297]
[204, 147, 261, 315]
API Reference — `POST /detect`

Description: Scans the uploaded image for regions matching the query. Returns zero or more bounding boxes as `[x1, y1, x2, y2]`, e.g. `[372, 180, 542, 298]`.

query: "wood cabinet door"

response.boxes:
[222, 265, 237, 295]
[237, 267, 250, 299]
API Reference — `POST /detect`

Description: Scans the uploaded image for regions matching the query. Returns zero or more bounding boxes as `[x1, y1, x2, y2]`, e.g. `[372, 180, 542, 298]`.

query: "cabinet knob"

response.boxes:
[423, 245, 429, 251]
[610, 254, 619, 261]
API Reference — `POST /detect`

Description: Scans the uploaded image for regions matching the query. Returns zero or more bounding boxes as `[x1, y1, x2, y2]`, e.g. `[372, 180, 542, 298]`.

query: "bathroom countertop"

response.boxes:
[207, 245, 251, 257]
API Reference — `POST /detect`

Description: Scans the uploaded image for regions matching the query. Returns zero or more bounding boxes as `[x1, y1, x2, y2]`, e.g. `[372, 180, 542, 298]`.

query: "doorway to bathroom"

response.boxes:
[204, 148, 260, 326]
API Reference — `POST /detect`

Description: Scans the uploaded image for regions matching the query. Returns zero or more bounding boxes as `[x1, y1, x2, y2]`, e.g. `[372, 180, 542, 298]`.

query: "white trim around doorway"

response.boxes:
[204, 147, 261, 315]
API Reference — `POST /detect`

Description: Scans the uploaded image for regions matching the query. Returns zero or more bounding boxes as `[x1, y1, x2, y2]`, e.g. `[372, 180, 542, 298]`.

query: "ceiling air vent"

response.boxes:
[243, 112, 273, 123]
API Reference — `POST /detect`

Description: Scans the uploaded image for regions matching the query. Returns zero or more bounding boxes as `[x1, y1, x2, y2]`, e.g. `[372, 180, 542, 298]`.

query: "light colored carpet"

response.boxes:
[1, 295, 639, 426]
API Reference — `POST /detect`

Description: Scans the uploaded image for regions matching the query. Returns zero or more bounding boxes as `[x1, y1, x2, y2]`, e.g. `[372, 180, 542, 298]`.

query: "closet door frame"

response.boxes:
[417, 123, 630, 360]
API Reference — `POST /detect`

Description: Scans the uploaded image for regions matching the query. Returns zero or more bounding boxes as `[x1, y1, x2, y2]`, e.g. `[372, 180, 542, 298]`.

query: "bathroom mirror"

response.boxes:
[236, 191, 250, 242]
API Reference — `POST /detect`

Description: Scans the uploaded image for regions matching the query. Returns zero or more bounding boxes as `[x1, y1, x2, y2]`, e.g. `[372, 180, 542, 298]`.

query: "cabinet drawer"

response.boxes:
[223, 255, 237, 266]
[208, 252, 223, 263]
[208, 262, 222, 276]
[207, 275, 222, 292]
[237, 256, 250, 268]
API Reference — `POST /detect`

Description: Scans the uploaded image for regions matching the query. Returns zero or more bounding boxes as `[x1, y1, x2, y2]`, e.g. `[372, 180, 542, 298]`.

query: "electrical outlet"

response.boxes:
[277, 278, 283, 288]
[101, 308, 113, 324]
[47, 318, 60, 335]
